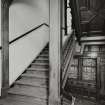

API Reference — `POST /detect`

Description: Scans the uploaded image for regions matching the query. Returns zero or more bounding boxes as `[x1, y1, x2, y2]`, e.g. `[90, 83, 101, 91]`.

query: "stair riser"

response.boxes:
[27, 68, 49, 72]
[39, 56, 49, 58]
[21, 77, 48, 83]
[34, 60, 49, 64]
[25, 70, 49, 76]
[41, 51, 49, 54]
[32, 63, 49, 66]
[21, 75, 48, 79]
[31, 65, 49, 69]
[36, 58, 49, 61]
[15, 83, 48, 89]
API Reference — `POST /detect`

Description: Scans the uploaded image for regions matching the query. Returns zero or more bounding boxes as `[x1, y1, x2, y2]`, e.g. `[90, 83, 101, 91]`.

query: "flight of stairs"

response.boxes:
[0, 44, 72, 105]
[0, 45, 49, 105]
[80, 8, 105, 45]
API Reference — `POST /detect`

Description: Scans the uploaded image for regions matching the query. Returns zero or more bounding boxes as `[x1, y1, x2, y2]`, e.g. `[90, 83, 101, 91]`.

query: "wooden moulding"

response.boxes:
[1, 1, 9, 97]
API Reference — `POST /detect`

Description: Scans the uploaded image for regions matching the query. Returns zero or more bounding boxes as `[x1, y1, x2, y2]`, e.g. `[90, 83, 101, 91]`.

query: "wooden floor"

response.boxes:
[74, 98, 103, 105]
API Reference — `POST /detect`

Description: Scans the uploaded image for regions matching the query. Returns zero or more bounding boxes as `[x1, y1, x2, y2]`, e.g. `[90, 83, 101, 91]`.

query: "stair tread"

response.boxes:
[36, 57, 49, 61]
[31, 62, 49, 66]
[8, 85, 48, 99]
[0, 99, 36, 105]
[21, 73, 48, 79]
[27, 67, 48, 71]
[16, 78, 48, 88]
[34, 60, 49, 63]
[39, 55, 49, 57]
[31, 65, 49, 69]
[0, 97, 46, 105]
[6, 94, 47, 105]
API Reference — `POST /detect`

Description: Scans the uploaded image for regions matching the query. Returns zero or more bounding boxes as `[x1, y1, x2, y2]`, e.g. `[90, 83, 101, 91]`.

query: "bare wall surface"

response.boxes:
[9, 0, 49, 85]
[9, 0, 49, 41]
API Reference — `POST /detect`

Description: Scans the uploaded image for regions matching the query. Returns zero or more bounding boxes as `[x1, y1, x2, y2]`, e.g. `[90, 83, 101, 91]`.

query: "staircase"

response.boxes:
[0, 44, 73, 105]
[80, 4, 105, 46]
[0, 45, 49, 105]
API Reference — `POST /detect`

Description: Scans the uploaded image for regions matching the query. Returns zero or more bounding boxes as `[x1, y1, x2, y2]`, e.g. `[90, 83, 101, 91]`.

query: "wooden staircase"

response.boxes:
[0, 44, 73, 105]
[0, 45, 49, 105]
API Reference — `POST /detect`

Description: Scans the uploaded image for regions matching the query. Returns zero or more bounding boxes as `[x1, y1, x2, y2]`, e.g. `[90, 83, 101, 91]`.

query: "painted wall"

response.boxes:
[9, 26, 49, 85]
[9, 0, 49, 85]
[9, 0, 49, 41]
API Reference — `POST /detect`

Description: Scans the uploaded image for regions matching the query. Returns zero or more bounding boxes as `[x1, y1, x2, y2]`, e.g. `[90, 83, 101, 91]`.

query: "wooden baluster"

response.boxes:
[78, 57, 82, 80]
[96, 57, 101, 101]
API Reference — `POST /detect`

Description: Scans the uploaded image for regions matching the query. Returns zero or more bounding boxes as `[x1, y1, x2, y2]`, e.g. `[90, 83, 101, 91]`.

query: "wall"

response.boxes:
[9, 0, 49, 41]
[62, 0, 73, 45]
[9, 0, 49, 85]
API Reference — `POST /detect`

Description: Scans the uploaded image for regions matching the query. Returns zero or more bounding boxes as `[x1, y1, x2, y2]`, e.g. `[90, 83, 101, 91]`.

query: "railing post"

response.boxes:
[78, 57, 82, 80]
[96, 57, 101, 101]
[49, 0, 62, 105]
[1, 0, 9, 97]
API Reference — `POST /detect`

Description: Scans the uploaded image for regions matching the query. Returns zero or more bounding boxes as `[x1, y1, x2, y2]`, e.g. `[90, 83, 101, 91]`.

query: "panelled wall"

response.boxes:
[9, 0, 49, 86]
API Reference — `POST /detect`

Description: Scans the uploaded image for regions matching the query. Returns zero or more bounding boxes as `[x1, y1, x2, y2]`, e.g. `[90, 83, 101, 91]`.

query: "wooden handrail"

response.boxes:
[9, 23, 49, 44]
[63, 36, 74, 70]
[0, 23, 49, 49]
[63, 35, 74, 67]
[62, 34, 76, 89]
